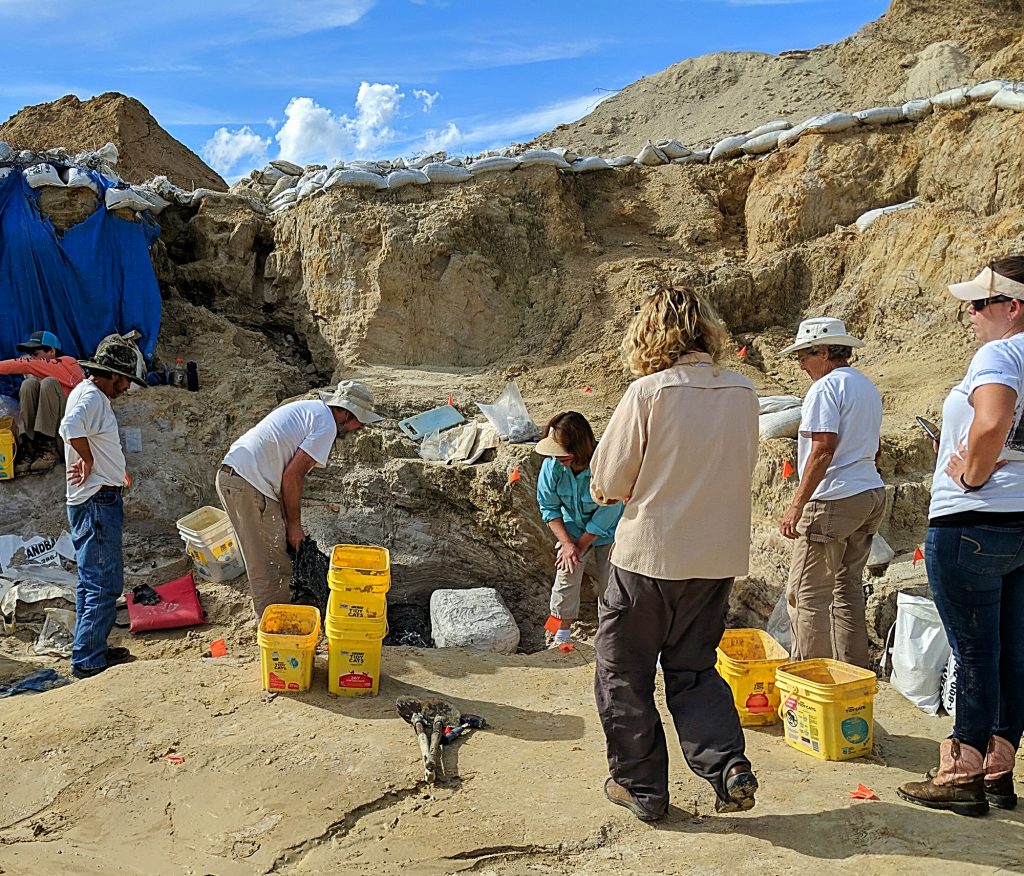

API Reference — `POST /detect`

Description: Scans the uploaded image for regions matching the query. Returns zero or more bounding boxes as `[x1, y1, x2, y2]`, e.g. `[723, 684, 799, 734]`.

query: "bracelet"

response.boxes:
[959, 472, 987, 492]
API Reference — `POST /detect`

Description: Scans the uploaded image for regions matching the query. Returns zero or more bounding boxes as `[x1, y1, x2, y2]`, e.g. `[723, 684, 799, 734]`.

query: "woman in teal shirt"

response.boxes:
[535, 411, 624, 647]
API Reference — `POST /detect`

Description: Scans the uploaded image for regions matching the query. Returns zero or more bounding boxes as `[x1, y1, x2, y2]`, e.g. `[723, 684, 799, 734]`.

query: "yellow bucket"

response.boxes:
[716, 629, 790, 726]
[327, 588, 387, 620]
[328, 544, 391, 593]
[325, 613, 387, 697]
[257, 604, 321, 693]
[775, 659, 878, 761]
[0, 428, 14, 481]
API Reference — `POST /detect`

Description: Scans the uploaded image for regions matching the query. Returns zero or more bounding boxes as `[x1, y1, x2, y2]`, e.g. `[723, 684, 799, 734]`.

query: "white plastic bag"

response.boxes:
[940, 650, 957, 718]
[33, 607, 75, 657]
[866, 533, 895, 570]
[476, 382, 539, 443]
[886, 593, 950, 716]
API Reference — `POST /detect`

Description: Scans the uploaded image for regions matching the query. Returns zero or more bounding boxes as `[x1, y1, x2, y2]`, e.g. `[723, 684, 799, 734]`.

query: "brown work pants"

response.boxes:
[594, 565, 748, 815]
[215, 468, 292, 623]
[18, 376, 66, 440]
[785, 487, 886, 668]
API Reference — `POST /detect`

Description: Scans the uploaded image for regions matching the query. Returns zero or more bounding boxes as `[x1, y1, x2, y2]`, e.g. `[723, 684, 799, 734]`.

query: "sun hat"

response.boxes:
[779, 317, 865, 355]
[16, 330, 63, 357]
[535, 430, 570, 457]
[78, 337, 147, 387]
[948, 265, 1024, 301]
[318, 380, 383, 424]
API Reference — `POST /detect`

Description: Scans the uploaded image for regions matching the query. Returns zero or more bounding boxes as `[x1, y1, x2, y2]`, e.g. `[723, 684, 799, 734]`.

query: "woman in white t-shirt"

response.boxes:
[899, 256, 1024, 817]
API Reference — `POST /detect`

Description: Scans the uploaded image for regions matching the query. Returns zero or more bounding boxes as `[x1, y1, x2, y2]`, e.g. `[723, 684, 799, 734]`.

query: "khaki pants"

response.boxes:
[215, 468, 292, 622]
[786, 487, 886, 668]
[18, 376, 66, 440]
[550, 543, 612, 620]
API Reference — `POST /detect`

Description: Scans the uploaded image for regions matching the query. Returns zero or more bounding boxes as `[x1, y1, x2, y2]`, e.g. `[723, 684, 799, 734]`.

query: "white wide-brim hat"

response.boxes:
[534, 431, 570, 456]
[779, 316, 865, 355]
[318, 380, 383, 424]
[948, 265, 1024, 301]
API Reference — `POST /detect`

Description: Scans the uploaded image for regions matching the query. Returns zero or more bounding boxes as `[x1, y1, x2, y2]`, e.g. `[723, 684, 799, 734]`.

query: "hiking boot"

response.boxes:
[603, 778, 663, 822]
[14, 438, 35, 476]
[715, 763, 758, 813]
[984, 735, 1018, 810]
[105, 647, 135, 666]
[28, 439, 60, 474]
[897, 738, 988, 817]
[72, 664, 107, 679]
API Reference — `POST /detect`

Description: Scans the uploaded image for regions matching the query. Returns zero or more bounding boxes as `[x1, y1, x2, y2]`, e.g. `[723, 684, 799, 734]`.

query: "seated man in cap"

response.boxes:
[216, 380, 383, 622]
[0, 331, 84, 474]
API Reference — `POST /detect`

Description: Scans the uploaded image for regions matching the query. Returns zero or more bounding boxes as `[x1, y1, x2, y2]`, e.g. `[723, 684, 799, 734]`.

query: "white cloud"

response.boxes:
[452, 93, 610, 150]
[413, 89, 440, 112]
[456, 39, 601, 69]
[353, 82, 404, 150]
[417, 122, 462, 154]
[201, 126, 271, 175]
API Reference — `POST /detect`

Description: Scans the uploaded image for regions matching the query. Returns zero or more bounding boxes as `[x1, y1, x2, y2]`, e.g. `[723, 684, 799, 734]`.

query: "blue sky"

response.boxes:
[0, 0, 889, 181]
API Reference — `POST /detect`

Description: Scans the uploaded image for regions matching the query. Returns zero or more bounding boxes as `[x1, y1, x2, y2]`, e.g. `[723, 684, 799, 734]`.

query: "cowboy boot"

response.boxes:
[984, 735, 1018, 810]
[898, 738, 988, 817]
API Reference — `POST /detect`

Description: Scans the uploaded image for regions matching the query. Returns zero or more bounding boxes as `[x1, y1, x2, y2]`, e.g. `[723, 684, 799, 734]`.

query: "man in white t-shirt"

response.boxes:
[59, 338, 148, 679]
[777, 317, 885, 668]
[216, 380, 383, 620]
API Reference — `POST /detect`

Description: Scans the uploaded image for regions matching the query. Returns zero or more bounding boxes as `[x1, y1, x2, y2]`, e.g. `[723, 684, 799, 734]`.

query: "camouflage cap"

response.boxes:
[78, 337, 147, 388]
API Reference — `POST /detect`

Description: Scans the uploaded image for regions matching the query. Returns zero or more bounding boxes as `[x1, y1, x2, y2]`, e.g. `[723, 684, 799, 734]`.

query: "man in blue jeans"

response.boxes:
[59, 338, 147, 679]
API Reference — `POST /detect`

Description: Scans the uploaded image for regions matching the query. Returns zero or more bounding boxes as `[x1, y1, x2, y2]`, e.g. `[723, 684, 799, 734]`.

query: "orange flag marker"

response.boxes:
[544, 615, 561, 634]
[210, 639, 227, 658]
[558, 643, 575, 653]
[850, 784, 878, 800]
[913, 547, 925, 568]
[583, 385, 593, 394]
[508, 467, 521, 485]
[782, 460, 795, 479]
[448, 392, 454, 406]
[738, 345, 747, 358]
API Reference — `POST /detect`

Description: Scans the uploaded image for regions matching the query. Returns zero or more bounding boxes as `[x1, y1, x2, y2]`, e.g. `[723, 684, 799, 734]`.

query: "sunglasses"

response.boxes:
[970, 295, 1013, 311]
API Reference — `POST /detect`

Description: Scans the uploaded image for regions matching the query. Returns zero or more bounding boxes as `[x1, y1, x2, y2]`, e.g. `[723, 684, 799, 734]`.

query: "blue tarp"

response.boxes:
[0, 169, 161, 362]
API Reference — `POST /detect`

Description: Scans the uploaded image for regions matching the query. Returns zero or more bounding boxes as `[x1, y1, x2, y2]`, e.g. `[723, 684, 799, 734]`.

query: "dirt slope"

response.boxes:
[0, 92, 226, 191]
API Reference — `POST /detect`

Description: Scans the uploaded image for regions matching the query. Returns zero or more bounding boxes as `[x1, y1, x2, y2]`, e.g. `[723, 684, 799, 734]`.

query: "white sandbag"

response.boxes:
[989, 83, 1024, 112]
[96, 142, 118, 166]
[746, 120, 791, 138]
[295, 170, 327, 201]
[710, 134, 748, 162]
[385, 168, 430, 189]
[636, 141, 670, 166]
[24, 163, 64, 189]
[940, 650, 957, 718]
[259, 166, 287, 184]
[269, 190, 298, 209]
[855, 106, 905, 126]
[430, 587, 520, 654]
[867, 533, 896, 570]
[0, 168, 13, 182]
[517, 149, 572, 169]
[133, 186, 171, 214]
[673, 149, 710, 165]
[572, 156, 611, 173]
[902, 98, 934, 121]
[656, 139, 691, 159]
[856, 198, 920, 233]
[608, 155, 636, 168]
[469, 156, 521, 175]
[758, 395, 802, 415]
[390, 157, 407, 170]
[64, 166, 99, 192]
[270, 159, 303, 176]
[445, 158, 466, 167]
[328, 169, 387, 190]
[348, 160, 387, 174]
[422, 162, 472, 184]
[758, 407, 802, 440]
[0, 141, 13, 163]
[967, 79, 1010, 101]
[105, 186, 154, 212]
[887, 593, 950, 716]
[804, 112, 859, 134]
[778, 119, 812, 148]
[741, 131, 783, 155]
[930, 86, 969, 109]
[269, 174, 299, 199]
[551, 147, 577, 164]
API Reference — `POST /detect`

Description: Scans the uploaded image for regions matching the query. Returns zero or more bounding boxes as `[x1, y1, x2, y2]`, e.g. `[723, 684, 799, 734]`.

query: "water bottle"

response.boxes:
[186, 360, 199, 392]
[172, 358, 186, 388]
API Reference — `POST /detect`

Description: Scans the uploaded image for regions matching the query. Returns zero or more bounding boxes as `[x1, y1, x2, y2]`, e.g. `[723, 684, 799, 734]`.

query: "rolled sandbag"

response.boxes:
[64, 166, 99, 192]
[673, 149, 710, 164]
[296, 169, 328, 200]
[270, 159, 303, 176]
[804, 112, 859, 134]
[385, 168, 431, 189]
[551, 147, 578, 164]
[269, 190, 298, 208]
[0, 140, 13, 163]
[260, 166, 287, 184]
[469, 156, 521, 175]
[348, 160, 387, 175]
[656, 138, 691, 159]
[105, 186, 154, 212]
[636, 141, 670, 166]
[710, 134, 748, 162]
[758, 395, 802, 415]
[517, 149, 572, 169]
[778, 119, 812, 148]
[902, 99, 934, 121]
[989, 83, 1024, 112]
[328, 169, 387, 190]
[930, 86, 969, 109]
[24, 163, 65, 189]
[741, 131, 783, 155]
[422, 162, 472, 183]
[759, 407, 802, 440]
[855, 106, 905, 126]
[134, 186, 171, 214]
[967, 79, 1010, 102]
[269, 174, 299, 199]
[856, 199, 920, 233]
[746, 120, 791, 138]
[607, 155, 636, 167]
[572, 156, 611, 173]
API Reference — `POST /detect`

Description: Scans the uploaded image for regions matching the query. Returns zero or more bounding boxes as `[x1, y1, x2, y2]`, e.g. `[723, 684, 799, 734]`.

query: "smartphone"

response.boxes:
[915, 416, 940, 444]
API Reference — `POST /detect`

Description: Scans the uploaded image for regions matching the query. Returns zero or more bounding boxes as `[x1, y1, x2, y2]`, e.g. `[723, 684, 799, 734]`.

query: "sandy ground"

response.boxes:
[1, 604, 1022, 876]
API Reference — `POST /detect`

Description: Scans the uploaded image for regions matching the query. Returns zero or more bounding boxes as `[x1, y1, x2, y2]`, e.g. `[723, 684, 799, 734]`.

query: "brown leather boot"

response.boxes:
[28, 437, 59, 474]
[898, 738, 988, 817]
[984, 735, 1018, 810]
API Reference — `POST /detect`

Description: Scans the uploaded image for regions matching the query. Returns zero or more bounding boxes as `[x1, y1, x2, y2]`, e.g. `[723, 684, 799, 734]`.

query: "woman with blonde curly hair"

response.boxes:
[589, 284, 759, 821]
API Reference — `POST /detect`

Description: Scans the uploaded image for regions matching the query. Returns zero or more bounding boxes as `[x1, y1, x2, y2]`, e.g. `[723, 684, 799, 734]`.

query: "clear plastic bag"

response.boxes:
[33, 607, 75, 657]
[476, 382, 539, 443]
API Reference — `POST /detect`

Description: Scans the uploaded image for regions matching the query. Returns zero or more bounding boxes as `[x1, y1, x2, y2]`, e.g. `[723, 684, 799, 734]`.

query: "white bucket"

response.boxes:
[176, 506, 245, 582]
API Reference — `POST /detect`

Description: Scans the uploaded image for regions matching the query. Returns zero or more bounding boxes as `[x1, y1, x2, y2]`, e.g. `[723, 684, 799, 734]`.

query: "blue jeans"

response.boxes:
[926, 523, 1024, 752]
[68, 490, 124, 670]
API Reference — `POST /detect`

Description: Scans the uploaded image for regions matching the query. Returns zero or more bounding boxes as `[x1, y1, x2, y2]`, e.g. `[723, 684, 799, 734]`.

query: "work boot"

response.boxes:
[984, 735, 1018, 810]
[14, 437, 35, 476]
[603, 778, 663, 822]
[715, 762, 758, 813]
[28, 437, 60, 474]
[898, 738, 988, 816]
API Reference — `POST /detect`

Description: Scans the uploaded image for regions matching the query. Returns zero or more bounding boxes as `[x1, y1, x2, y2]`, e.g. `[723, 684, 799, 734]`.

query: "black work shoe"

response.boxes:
[105, 647, 135, 665]
[715, 763, 758, 813]
[72, 664, 107, 679]
[603, 778, 663, 822]
[985, 773, 1018, 810]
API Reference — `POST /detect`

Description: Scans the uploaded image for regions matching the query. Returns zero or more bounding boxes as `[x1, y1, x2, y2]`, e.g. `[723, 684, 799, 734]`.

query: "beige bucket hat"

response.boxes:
[318, 380, 383, 424]
[948, 265, 1024, 301]
[779, 317, 865, 355]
